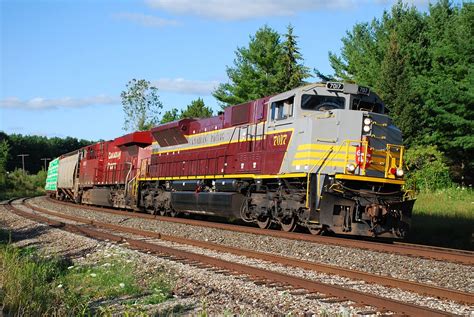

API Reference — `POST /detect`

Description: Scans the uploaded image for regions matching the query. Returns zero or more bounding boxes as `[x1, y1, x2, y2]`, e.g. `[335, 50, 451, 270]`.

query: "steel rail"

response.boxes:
[24, 200, 474, 305]
[6, 199, 454, 317]
[46, 197, 474, 265]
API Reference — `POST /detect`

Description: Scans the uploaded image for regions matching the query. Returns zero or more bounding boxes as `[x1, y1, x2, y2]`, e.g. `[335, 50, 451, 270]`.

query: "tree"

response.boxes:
[0, 139, 10, 186]
[214, 25, 311, 108]
[180, 98, 213, 119]
[328, 0, 473, 183]
[121, 79, 163, 131]
[160, 98, 213, 124]
[281, 24, 310, 91]
[160, 108, 179, 124]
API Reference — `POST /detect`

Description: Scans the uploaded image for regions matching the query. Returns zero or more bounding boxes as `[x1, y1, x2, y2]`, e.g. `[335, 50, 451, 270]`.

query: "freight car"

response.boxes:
[46, 82, 415, 239]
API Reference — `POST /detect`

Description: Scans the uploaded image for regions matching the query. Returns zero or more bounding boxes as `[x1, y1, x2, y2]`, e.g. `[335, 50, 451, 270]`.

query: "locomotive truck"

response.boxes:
[46, 82, 415, 238]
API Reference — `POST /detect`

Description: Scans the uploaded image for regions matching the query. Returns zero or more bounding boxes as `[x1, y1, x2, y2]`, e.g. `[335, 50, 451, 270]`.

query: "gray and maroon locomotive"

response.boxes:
[46, 82, 415, 239]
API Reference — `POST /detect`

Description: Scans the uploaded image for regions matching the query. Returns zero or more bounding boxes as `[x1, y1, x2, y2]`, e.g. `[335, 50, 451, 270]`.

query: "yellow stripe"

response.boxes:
[266, 128, 294, 135]
[152, 136, 264, 155]
[153, 128, 293, 155]
[297, 143, 340, 151]
[138, 172, 307, 182]
[294, 151, 356, 159]
[292, 159, 347, 167]
[335, 174, 405, 185]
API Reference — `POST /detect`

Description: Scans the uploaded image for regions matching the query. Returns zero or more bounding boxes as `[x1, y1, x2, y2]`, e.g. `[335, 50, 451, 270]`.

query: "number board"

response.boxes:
[357, 86, 370, 95]
[326, 82, 344, 91]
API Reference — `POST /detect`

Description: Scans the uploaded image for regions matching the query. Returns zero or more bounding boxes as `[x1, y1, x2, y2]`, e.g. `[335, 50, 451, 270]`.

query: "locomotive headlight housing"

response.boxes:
[395, 168, 404, 178]
[346, 163, 356, 173]
[363, 118, 372, 125]
[363, 125, 371, 133]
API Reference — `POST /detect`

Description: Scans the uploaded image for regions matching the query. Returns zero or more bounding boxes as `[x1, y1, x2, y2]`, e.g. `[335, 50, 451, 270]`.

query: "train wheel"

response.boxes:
[158, 209, 167, 216]
[280, 217, 297, 232]
[308, 227, 321, 235]
[169, 209, 180, 217]
[257, 217, 271, 229]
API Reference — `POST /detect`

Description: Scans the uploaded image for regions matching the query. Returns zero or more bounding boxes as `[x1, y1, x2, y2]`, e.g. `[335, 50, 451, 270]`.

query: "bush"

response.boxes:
[0, 169, 46, 200]
[404, 145, 453, 191]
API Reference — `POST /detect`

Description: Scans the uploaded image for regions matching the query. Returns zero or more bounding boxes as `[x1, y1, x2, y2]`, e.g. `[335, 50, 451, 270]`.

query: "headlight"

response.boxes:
[396, 168, 404, 177]
[346, 163, 356, 173]
[363, 118, 372, 125]
[363, 125, 371, 133]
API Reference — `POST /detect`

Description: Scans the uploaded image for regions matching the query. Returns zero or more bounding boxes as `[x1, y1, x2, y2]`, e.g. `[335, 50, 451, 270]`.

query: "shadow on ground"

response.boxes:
[407, 214, 473, 251]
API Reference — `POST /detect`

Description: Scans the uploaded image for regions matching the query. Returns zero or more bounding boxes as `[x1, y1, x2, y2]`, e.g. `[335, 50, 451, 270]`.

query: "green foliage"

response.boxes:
[281, 24, 311, 91]
[180, 98, 213, 119]
[0, 131, 93, 174]
[0, 169, 48, 200]
[405, 145, 452, 191]
[329, 1, 473, 183]
[0, 244, 70, 315]
[0, 139, 10, 187]
[0, 243, 172, 315]
[160, 108, 180, 124]
[121, 79, 163, 131]
[161, 98, 213, 124]
[213, 25, 310, 107]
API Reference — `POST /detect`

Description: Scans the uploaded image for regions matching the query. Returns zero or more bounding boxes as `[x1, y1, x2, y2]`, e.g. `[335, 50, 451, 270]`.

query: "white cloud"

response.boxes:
[152, 78, 218, 95]
[112, 12, 179, 27]
[145, 0, 355, 20]
[0, 95, 120, 110]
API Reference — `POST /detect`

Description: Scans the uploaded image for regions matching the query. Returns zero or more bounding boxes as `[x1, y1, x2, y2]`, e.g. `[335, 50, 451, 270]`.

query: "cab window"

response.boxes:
[301, 94, 345, 111]
[270, 97, 294, 121]
[352, 98, 384, 114]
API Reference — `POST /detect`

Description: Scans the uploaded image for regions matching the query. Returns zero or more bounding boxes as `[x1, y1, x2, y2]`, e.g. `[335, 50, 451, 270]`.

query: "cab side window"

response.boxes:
[270, 97, 294, 121]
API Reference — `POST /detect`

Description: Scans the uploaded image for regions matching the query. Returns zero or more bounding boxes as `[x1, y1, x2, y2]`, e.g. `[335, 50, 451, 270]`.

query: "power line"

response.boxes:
[17, 154, 29, 172]
[41, 158, 51, 171]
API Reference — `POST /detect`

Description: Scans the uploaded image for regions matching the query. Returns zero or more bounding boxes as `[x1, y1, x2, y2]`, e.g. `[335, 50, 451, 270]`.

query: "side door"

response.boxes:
[264, 95, 296, 174]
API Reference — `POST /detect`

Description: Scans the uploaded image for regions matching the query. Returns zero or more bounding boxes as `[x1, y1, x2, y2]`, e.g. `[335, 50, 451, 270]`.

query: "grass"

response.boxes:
[408, 187, 474, 250]
[0, 232, 173, 316]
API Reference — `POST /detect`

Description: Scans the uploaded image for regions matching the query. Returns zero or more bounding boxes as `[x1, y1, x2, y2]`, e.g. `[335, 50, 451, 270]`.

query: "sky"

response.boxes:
[0, 0, 429, 141]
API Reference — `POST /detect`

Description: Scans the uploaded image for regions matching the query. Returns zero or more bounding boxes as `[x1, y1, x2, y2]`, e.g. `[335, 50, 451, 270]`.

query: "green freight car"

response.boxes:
[45, 157, 59, 192]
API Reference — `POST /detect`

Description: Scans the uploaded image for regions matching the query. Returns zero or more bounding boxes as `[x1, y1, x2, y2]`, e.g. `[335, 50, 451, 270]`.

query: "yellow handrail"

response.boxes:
[305, 148, 333, 208]
[305, 139, 369, 209]
[384, 144, 404, 178]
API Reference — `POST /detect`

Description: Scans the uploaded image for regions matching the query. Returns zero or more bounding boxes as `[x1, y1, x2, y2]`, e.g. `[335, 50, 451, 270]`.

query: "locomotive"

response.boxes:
[45, 82, 415, 238]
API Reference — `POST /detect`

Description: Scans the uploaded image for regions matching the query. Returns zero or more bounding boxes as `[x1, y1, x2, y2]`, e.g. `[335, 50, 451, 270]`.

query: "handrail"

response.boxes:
[304, 139, 369, 209]
[384, 144, 404, 178]
[305, 148, 333, 208]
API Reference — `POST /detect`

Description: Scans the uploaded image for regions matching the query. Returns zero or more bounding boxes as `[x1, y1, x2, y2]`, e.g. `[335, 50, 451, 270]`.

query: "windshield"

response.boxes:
[301, 94, 346, 111]
[352, 98, 384, 114]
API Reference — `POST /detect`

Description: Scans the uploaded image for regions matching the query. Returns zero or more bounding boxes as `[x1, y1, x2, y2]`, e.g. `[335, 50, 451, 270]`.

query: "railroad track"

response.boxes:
[4, 198, 472, 316]
[46, 197, 474, 266]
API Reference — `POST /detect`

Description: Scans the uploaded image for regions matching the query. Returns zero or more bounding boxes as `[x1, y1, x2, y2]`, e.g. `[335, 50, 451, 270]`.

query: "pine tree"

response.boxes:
[180, 98, 213, 119]
[280, 24, 310, 91]
[160, 108, 179, 124]
[213, 25, 284, 107]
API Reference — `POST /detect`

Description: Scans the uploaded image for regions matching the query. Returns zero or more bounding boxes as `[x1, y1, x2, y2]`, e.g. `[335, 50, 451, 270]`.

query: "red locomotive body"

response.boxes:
[144, 97, 292, 179]
[55, 131, 153, 207]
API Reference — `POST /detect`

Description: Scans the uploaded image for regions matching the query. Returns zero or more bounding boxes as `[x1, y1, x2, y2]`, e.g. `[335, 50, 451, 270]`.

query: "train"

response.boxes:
[45, 82, 415, 239]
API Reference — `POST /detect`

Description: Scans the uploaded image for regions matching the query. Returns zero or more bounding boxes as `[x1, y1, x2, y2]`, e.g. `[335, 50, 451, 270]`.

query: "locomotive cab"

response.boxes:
[273, 82, 413, 238]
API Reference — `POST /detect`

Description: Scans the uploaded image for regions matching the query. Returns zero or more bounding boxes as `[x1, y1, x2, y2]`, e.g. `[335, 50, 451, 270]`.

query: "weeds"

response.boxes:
[0, 241, 173, 315]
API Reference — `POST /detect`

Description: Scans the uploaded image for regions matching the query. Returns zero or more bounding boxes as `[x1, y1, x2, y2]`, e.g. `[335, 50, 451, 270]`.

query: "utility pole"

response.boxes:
[41, 158, 51, 171]
[17, 154, 29, 172]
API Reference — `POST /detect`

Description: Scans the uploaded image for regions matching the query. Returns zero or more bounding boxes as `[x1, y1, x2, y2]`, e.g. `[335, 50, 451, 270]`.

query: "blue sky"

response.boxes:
[0, 0, 428, 140]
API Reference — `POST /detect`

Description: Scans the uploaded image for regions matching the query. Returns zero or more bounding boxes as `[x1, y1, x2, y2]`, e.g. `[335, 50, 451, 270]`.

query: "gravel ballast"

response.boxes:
[0, 203, 383, 316]
[33, 197, 474, 294]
